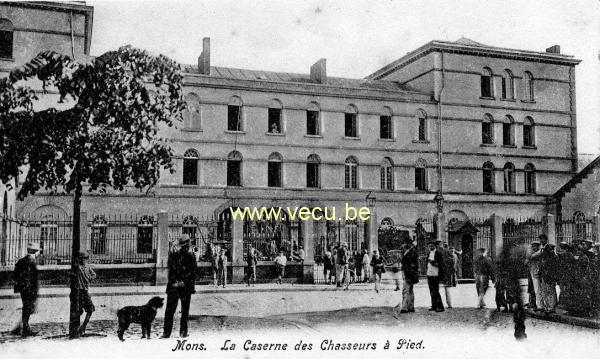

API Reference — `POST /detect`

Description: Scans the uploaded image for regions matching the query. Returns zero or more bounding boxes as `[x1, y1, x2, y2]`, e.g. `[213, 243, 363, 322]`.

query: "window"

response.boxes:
[524, 163, 536, 194]
[483, 162, 495, 193]
[523, 116, 535, 147]
[502, 115, 515, 146]
[503, 162, 515, 193]
[306, 102, 320, 135]
[268, 99, 282, 134]
[379, 107, 393, 139]
[482, 114, 494, 144]
[415, 159, 427, 191]
[268, 152, 282, 187]
[183, 93, 201, 129]
[91, 215, 107, 255]
[306, 154, 321, 188]
[501, 69, 514, 99]
[380, 157, 394, 191]
[344, 105, 358, 138]
[417, 110, 427, 141]
[481, 67, 493, 97]
[40, 216, 58, 260]
[0, 19, 13, 59]
[344, 156, 358, 189]
[183, 149, 199, 185]
[227, 151, 242, 186]
[137, 215, 154, 254]
[227, 96, 243, 131]
[573, 211, 586, 240]
[524, 71, 534, 101]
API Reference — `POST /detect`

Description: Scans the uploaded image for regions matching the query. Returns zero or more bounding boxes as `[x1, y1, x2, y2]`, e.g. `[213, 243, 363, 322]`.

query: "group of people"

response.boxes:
[12, 243, 97, 338]
[525, 234, 600, 317]
[320, 243, 372, 287]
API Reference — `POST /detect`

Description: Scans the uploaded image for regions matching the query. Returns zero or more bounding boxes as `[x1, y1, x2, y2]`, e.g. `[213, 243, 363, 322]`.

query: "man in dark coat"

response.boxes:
[539, 244, 559, 313]
[474, 248, 495, 309]
[162, 235, 197, 338]
[399, 240, 419, 313]
[438, 241, 456, 308]
[497, 242, 528, 340]
[426, 240, 445, 312]
[13, 242, 40, 337]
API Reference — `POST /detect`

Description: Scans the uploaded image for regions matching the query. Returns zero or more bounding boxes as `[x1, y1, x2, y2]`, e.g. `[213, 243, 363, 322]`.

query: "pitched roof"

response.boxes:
[453, 37, 487, 47]
[553, 154, 600, 200]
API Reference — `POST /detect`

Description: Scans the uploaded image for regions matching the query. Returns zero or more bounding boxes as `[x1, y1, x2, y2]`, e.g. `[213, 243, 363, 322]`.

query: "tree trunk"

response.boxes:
[68, 181, 82, 339]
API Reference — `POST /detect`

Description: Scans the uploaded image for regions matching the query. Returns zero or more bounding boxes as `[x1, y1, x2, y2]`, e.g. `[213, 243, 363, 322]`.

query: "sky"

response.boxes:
[87, 0, 600, 154]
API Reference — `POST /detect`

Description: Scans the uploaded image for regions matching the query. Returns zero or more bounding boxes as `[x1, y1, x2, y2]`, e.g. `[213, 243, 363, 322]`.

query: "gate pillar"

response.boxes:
[231, 216, 244, 284]
[302, 217, 314, 283]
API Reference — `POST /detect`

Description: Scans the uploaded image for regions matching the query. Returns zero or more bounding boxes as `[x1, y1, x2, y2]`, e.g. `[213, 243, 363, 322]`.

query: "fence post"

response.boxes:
[155, 210, 169, 286]
[79, 212, 88, 254]
[491, 214, 503, 260]
[302, 217, 314, 283]
[231, 216, 244, 284]
[366, 207, 378, 254]
[544, 213, 556, 245]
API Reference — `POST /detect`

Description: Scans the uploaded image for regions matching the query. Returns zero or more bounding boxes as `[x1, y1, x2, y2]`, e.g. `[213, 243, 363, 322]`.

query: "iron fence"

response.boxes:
[168, 214, 230, 262]
[472, 217, 494, 257]
[556, 217, 597, 244]
[502, 216, 544, 247]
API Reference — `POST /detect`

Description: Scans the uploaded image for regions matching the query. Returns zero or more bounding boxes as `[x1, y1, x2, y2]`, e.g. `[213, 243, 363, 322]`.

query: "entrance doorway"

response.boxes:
[461, 234, 474, 278]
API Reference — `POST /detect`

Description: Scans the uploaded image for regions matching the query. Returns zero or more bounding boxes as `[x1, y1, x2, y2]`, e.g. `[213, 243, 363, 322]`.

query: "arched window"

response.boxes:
[306, 154, 321, 188]
[306, 102, 320, 136]
[524, 163, 536, 194]
[523, 116, 535, 147]
[182, 215, 198, 246]
[573, 211, 586, 241]
[183, 149, 199, 185]
[0, 19, 14, 59]
[183, 93, 201, 129]
[380, 107, 393, 139]
[91, 215, 108, 255]
[344, 156, 358, 189]
[268, 99, 283, 134]
[481, 67, 493, 97]
[380, 157, 394, 191]
[482, 114, 494, 144]
[137, 215, 154, 254]
[344, 104, 358, 138]
[503, 162, 515, 193]
[524, 71, 534, 101]
[502, 69, 515, 99]
[502, 115, 515, 146]
[415, 159, 427, 191]
[227, 96, 243, 131]
[417, 109, 427, 141]
[268, 152, 282, 187]
[227, 151, 243, 186]
[381, 217, 394, 226]
[483, 162, 495, 193]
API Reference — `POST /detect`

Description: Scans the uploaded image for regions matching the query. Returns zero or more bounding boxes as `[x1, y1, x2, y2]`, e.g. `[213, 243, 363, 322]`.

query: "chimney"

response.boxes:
[198, 37, 211, 75]
[545, 45, 561, 54]
[310, 58, 327, 83]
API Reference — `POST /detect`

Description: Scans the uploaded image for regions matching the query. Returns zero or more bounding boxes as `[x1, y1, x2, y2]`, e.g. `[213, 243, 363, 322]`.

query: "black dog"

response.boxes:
[117, 296, 164, 341]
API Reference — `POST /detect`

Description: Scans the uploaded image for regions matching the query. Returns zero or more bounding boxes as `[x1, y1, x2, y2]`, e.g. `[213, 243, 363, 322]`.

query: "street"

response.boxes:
[1, 282, 599, 359]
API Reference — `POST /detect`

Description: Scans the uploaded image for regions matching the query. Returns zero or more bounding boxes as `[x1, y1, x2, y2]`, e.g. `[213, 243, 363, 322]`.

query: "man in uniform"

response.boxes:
[162, 235, 197, 338]
[438, 241, 456, 308]
[335, 242, 349, 288]
[72, 250, 97, 336]
[13, 243, 40, 337]
[398, 239, 419, 313]
[426, 240, 445, 312]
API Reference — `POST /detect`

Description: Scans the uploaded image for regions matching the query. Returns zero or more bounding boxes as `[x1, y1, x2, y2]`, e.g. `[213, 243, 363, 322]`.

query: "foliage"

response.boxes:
[0, 46, 185, 199]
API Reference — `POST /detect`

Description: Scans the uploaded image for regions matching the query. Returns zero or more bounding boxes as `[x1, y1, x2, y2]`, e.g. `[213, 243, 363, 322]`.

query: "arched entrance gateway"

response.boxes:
[446, 210, 479, 279]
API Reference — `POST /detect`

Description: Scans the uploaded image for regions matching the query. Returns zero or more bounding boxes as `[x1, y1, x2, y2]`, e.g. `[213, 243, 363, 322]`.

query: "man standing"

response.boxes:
[426, 240, 445, 312]
[438, 241, 456, 308]
[335, 242, 349, 288]
[245, 246, 258, 287]
[72, 250, 96, 336]
[217, 248, 228, 288]
[13, 243, 40, 337]
[399, 240, 419, 313]
[274, 250, 287, 284]
[539, 244, 559, 313]
[162, 235, 197, 339]
[525, 240, 542, 311]
[362, 249, 371, 283]
[474, 248, 495, 309]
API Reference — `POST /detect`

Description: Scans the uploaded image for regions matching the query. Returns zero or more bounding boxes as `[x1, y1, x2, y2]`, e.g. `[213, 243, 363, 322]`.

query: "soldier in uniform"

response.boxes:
[162, 235, 197, 338]
[13, 243, 40, 337]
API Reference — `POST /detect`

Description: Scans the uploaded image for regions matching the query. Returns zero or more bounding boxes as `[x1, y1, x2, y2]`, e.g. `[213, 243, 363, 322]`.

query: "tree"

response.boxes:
[0, 46, 185, 338]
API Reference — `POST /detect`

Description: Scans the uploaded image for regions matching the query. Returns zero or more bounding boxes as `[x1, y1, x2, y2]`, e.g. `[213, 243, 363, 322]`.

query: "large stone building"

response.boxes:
[0, 2, 588, 282]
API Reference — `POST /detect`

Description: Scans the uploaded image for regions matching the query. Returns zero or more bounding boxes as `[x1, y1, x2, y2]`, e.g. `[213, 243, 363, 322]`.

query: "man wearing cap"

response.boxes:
[335, 242, 349, 288]
[438, 241, 456, 309]
[162, 234, 197, 338]
[398, 239, 419, 313]
[71, 249, 97, 336]
[426, 240, 445, 312]
[13, 243, 40, 337]
[525, 239, 542, 311]
[474, 248, 494, 309]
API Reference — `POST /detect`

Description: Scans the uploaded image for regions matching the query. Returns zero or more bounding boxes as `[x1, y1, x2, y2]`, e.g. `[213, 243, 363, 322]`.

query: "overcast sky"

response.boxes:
[88, 0, 600, 154]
